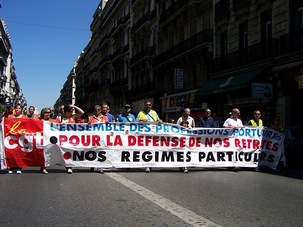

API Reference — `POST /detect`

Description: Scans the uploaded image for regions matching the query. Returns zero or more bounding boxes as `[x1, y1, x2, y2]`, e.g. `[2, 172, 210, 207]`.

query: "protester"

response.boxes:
[88, 105, 108, 123]
[117, 104, 136, 122]
[247, 110, 263, 127]
[223, 108, 243, 128]
[9, 104, 27, 119]
[2, 102, 14, 118]
[38, 107, 54, 174]
[137, 100, 162, 173]
[136, 100, 162, 124]
[176, 108, 195, 173]
[60, 104, 84, 173]
[7, 104, 26, 174]
[26, 105, 39, 119]
[101, 102, 115, 122]
[270, 116, 287, 169]
[196, 108, 218, 128]
[223, 108, 243, 171]
[177, 108, 195, 129]
[56, 105, 65, 122]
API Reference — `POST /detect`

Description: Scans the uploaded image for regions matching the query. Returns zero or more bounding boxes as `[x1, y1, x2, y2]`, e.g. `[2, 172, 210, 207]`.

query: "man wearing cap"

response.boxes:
[2, 102, 14, 118]
[117, 104, 136, 122]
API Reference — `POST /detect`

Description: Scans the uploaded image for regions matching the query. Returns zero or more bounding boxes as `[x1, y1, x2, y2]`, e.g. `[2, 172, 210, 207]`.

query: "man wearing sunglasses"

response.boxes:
[247, 110, 263, 127]
[223, 108, 243, 129]
[136, 100, 162, 172]
[136, 100, 162, 124]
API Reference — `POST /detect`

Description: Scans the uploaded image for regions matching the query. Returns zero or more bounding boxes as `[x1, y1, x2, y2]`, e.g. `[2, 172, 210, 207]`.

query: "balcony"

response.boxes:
[215, 0, 230, 20]
[111, 44, 129, 62]
[153, 28, 213, 67]
[159, 0, 189, 25]
[130, 45, 156, 65]
[279, 29, 303, 55]
[233, 0, 251, 10]
[109, 77, 128, 91]
[212, 39, 279, 73]
[131, 9, 157, 34]
[126, 82, 156, 97]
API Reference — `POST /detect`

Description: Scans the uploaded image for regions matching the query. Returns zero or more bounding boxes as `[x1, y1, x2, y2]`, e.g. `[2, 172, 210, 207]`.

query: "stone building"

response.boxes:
[0, 19, 26, 109]
[196, 0, 303, 126]
[58, 0, 303, 126]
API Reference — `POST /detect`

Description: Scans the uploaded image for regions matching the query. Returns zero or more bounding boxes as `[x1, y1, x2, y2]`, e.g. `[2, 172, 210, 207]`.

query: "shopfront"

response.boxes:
[195, 69, 274, 126]
[162, 89, 207, 123]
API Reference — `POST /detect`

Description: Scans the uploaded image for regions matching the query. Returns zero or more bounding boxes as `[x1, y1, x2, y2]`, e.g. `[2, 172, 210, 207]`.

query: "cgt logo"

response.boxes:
[63, 150, 107, 162]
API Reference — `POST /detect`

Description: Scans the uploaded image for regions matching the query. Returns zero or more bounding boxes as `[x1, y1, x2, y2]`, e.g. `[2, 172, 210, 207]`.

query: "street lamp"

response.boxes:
[72, 60, 77, 106]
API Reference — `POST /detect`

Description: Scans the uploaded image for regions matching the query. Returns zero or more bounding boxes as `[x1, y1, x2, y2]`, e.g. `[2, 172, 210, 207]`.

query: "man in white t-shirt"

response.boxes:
[223, 108, 243, 171]
[223, 108, 243, 128]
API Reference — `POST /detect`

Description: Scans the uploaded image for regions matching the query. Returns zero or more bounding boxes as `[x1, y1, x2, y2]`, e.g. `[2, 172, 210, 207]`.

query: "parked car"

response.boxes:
[284, 126, 303, 168]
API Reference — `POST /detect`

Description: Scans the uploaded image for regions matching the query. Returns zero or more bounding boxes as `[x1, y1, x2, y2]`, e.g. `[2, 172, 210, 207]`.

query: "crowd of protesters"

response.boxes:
[1, 100, 286, 174]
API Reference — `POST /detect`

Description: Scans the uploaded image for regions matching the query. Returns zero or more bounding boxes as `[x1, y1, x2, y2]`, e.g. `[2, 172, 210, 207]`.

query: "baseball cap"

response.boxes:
[5, 102, 13, 107]
[124, 104, 131, 108]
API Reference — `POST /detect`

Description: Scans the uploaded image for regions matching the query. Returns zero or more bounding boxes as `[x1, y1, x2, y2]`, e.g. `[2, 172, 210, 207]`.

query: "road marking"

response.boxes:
[107, 173, 221, 227]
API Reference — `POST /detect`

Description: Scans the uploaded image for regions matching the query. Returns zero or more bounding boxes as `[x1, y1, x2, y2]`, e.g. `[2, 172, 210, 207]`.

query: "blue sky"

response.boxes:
[1, 0, 100, 112]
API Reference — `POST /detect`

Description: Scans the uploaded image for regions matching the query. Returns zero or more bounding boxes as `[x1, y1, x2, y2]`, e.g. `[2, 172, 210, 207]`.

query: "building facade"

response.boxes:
[57, 0, 303, 127]
[0, 19, 26, 110]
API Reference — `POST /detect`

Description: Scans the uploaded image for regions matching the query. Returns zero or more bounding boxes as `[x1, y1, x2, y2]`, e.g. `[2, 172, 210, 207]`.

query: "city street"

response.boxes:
[0, 166, 302, 227]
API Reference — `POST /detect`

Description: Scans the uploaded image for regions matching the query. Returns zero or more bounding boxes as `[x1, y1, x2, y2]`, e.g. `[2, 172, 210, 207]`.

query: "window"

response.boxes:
[261, 11, 272, 42]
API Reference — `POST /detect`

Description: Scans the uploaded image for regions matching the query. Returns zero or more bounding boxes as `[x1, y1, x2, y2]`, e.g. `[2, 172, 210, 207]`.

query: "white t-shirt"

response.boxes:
[223, 117, 243, 127]
[176, 116, 195, 129]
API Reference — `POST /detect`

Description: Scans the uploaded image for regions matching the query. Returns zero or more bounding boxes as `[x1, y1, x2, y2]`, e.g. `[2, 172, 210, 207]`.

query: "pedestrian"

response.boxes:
[38, 107, 54, 174]
[88, 105, 108, 123]
[101, 102, 115, 122]
[223, 108, 243, 171]
[60, 104, 84, 173]
[177, 108, 195, 129]
[26, 105, 39, 119]
[247, 110, 263, 127]
[176, 108, 195, 173]
[56, 105, 65, 122]
[2, 102, 14, 118]
[196, 108, 218, 128]
[117, 104, 136, 122]
[223, 108, 243, 128]
[270, 116, 287, 169]
[136, 100, 162, 172]
[7, 104, 26, 174]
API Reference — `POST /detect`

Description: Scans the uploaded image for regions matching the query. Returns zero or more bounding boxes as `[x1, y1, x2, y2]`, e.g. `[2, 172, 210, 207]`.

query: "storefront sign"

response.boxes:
[251, 83, 273, 99]
[165, 89, 207, 113]
[175, 68, 184, 89]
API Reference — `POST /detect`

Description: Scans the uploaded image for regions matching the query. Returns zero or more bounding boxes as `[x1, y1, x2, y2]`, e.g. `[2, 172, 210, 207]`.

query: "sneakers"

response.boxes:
[96, 168, 104, 173]
[183, 167, 189, 173]
[42, 169, 48, 174]
[8, 170, 13, 174]
[145, 167, 151, 173]
[16, 170, 22, 174]
[67, 168, 73, 174]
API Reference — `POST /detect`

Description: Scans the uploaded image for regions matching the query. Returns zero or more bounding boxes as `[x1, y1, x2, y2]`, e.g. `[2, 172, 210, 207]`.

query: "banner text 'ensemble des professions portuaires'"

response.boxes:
[1, 118, 284, 169]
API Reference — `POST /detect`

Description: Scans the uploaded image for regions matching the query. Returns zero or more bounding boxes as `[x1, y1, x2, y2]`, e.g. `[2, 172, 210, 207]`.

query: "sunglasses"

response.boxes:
[145, 104, 152, 106]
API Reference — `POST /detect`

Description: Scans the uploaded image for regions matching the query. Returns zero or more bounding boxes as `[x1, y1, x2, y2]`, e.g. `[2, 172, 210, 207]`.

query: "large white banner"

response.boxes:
[43, 122, 282, 169]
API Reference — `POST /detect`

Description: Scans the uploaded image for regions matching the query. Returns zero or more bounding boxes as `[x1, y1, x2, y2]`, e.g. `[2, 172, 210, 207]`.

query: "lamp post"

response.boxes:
[71, 60, 77, 106]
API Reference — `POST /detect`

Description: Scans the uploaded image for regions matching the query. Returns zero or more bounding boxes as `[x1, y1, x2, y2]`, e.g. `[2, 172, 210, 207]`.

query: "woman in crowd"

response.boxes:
[60, 104, 84, 173]
[38, 107, 55, 174]
[7, 104, 26, 174]
[88, 105, 108, 123]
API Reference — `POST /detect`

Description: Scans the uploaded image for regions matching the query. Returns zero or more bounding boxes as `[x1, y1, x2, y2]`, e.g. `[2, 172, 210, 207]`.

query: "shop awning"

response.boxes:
[196, 69, 263, 96]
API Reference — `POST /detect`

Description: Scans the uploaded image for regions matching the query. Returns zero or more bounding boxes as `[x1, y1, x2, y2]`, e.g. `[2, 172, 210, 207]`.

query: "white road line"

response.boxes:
[107, 172, 221, 227]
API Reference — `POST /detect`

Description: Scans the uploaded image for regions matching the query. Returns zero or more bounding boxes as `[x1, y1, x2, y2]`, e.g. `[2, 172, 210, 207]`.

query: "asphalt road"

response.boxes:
[0, 166, 302, 227]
